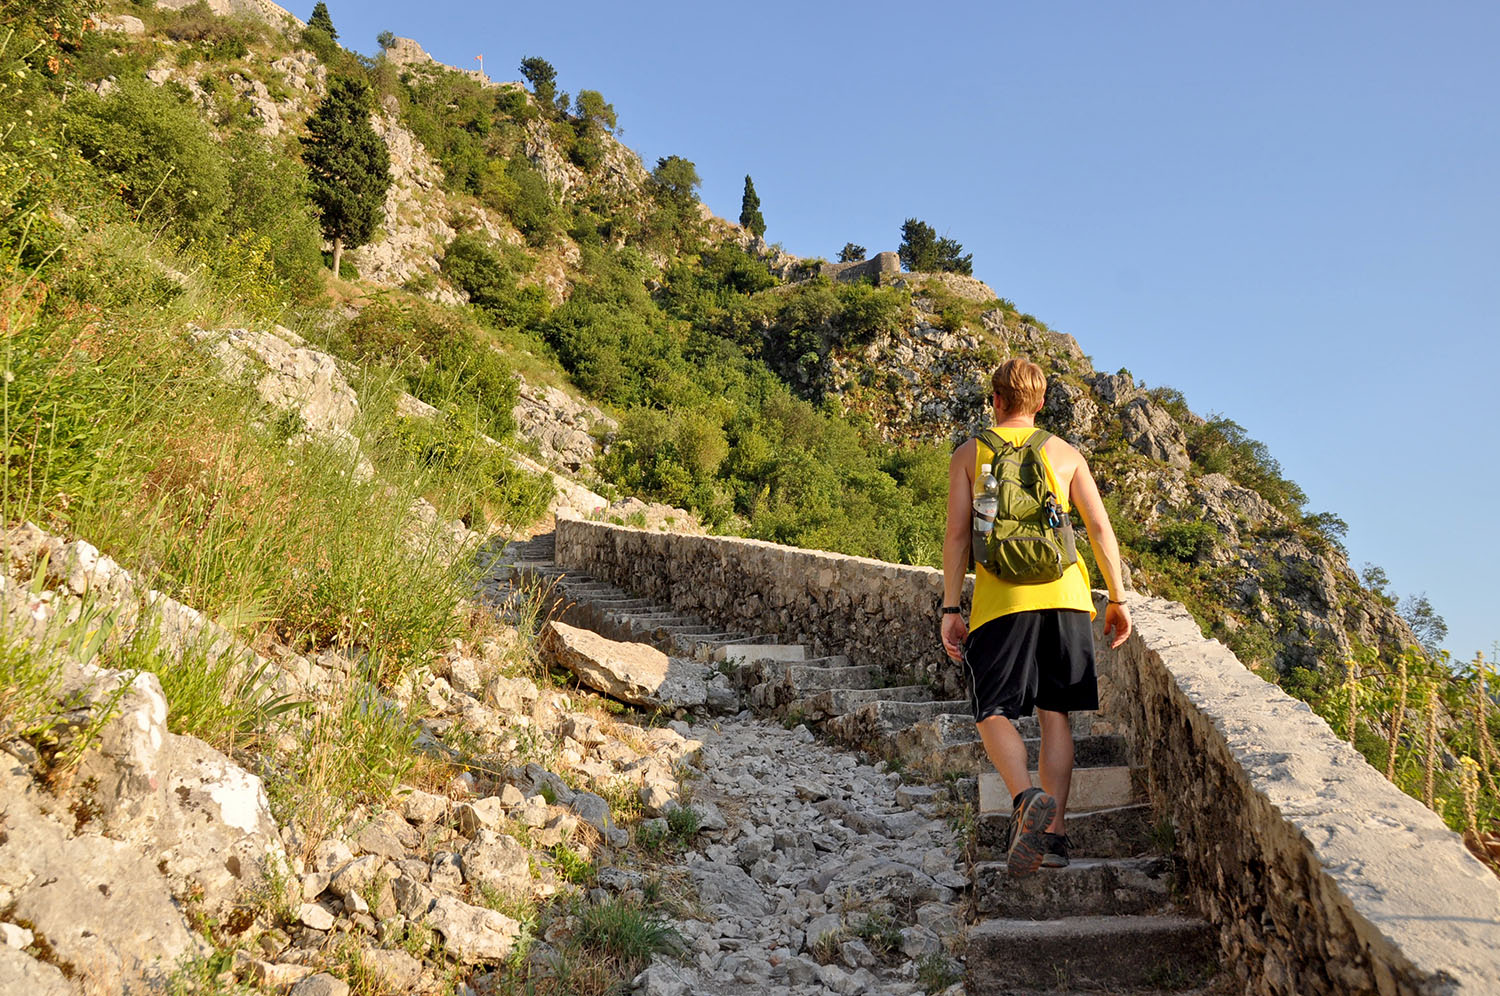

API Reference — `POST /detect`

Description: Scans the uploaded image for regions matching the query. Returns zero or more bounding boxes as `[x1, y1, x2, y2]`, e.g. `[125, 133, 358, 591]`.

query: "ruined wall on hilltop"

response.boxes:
[555, 519, 1500, 995]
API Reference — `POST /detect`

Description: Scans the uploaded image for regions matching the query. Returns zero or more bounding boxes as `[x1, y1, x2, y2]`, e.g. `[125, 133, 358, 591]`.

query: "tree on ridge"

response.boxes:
[739, 175, 766, 239]
[519, 57, 558, 111]
[898, 217, 972, 275]
[838, 242, 866, 263]
[306, 2, 337, 40]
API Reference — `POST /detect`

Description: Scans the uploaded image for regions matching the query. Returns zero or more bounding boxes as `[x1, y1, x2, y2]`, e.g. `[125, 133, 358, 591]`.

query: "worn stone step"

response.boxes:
[714, 643, 808, 664]
[964, 914, 1217, 993]
[676, 633, 756, 657]
[972, 857, 1178, 918]
[776, 662, 885, 693]
[977, 803, 1157, 861]
[893, 710, 1097, 759]
[929, 733, 1132, 779]
[979, 766, 1144, 814]
[582, 597, 657, 609]
[789, 684, 934, 721]
[825, 700, 971, 743]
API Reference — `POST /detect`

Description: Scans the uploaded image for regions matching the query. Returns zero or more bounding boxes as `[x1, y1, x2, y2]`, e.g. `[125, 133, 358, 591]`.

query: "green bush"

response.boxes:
[440, 231, 550, 331]
[63, 77, 231, 242]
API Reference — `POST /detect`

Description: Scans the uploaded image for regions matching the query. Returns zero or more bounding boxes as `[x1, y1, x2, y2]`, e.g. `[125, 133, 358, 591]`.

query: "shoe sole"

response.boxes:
[1006, 792, 1057, 879]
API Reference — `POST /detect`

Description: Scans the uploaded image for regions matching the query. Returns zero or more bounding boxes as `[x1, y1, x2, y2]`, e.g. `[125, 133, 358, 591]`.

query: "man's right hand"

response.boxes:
[941, 612, 968, 662]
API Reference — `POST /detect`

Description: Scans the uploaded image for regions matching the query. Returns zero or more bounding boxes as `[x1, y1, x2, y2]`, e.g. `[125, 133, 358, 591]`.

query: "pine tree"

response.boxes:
[306, 2, 337, 40]
[519, 57, 557, 110]
[838, 242, 866, 263]
[739, 175, 766, 239]
[898, 217, 973, 275]
[300, 76, 390, 277]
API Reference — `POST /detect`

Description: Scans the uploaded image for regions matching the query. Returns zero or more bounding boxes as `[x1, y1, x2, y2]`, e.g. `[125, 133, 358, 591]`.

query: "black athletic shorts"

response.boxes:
[962, 609, 1098, 722]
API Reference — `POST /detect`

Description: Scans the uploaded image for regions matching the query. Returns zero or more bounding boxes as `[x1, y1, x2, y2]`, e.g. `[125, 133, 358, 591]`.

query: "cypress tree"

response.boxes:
[306, 2, 337, 40]
[300, 76, 391, 277]
[739, 175, 766, 239]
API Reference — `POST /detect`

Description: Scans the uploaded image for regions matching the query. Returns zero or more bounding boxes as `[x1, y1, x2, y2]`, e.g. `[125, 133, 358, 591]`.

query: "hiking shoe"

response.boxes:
[1005, 787, 1057, 879]
[1041, 832, 1071, 868]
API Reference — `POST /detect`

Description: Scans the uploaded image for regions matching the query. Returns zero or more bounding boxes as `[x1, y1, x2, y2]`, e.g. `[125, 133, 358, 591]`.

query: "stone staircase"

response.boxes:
[483, 532, 1229, 994]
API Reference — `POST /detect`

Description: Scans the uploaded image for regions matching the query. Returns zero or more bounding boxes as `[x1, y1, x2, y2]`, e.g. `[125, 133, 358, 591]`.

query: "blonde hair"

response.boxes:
[992, 358, 1047, 416]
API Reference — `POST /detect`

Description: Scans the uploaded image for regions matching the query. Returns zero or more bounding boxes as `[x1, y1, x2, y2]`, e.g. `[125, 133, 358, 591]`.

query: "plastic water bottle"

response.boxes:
[973, 463, 999, 534]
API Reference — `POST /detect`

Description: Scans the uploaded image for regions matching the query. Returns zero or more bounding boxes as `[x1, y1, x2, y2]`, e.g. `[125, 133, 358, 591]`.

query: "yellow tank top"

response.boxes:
[970, 426, 1096, 631]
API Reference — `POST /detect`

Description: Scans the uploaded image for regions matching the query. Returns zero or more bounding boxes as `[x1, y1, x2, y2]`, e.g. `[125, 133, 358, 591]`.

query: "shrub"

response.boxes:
[63, 77, 231, 242]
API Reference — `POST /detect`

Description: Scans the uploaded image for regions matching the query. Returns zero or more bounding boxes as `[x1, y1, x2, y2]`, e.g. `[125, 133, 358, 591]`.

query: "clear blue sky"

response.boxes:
[327, 1, 1499, 662]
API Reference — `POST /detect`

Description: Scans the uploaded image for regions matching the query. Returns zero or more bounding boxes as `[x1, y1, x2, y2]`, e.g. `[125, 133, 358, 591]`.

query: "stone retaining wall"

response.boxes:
[553, 519, 968, 694]
[1103, 594, 1500, 996]
[555, 520, 1500, 993]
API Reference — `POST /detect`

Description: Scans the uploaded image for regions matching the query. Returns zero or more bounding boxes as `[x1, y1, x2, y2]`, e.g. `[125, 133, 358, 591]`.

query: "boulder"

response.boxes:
[423, 896, 521, 963]
[156, 734, 286, 915]
[4, 790, 199, 988]
[459, 830, 531, 894]
[539, 621, 708, 709]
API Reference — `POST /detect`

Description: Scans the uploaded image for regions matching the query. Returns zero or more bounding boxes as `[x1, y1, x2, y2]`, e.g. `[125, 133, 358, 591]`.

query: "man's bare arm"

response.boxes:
[1068, 453, 1133, 647]
[940, 440, 975, 659]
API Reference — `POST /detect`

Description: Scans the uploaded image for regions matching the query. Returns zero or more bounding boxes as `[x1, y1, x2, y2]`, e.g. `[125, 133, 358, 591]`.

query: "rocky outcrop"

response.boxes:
[152, 0, 303, 29]
[512, 376, 616, 471]
[1120, 397, 1190, 468]
[192, 324, 374, 480]
[347, 112, 457, 291]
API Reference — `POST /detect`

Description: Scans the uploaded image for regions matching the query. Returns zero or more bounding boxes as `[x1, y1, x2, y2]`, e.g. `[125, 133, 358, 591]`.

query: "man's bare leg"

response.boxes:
[1036, 708, 1074, 833]
[975, 715, 1031, 800]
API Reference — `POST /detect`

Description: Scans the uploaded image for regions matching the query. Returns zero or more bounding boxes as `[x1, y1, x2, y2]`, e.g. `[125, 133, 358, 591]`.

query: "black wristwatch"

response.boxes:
[941, 606, 962, 615]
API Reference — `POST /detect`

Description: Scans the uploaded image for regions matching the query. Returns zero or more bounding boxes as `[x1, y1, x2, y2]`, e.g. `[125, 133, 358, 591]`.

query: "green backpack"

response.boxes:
[971, 428, 1079, 584]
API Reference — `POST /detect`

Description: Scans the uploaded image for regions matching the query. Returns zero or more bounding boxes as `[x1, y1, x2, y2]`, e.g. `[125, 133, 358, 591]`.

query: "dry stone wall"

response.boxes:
[555, 520, 1500, 994]
[1103, 594, 1500, 996]
[554, 519, 969, 695]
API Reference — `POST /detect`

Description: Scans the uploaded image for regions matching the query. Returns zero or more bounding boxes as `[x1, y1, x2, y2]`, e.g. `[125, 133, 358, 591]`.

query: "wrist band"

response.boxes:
[1108, 599, 1125, 605]
[941, 606, 961, 615]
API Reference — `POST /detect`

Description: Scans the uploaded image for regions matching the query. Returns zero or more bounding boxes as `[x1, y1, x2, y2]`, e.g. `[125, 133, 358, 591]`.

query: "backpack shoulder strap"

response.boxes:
[1024, 428, 1053, 453]
[975, 428, 1008, 460]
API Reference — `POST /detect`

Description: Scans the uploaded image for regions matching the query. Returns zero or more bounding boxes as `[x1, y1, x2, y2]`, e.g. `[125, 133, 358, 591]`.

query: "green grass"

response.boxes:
[572, 895, 680, 971]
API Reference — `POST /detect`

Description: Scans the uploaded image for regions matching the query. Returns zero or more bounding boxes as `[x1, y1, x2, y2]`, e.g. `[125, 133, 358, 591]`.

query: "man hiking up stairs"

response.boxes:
[940, 358, 1133, 877]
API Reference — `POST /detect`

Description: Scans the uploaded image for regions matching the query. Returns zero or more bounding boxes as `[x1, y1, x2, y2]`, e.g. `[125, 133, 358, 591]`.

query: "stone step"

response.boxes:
[927, 733, 1132, 779]
[774, 662, 885, 693]
[964, 915, 1217, 993]
[891, 712, 1099, 771]
[714, 643, 808, 664]
[972, 857, 1178, 918]
[979, 766, 1144, 815]
[676, 633, 757, 658]
[825, 701, 972, 746]
[583, 597, 658, 610]
[789, 685, 934, 721]
[977, 803, 1157, 861]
